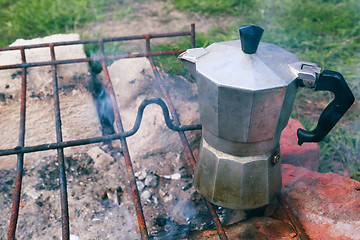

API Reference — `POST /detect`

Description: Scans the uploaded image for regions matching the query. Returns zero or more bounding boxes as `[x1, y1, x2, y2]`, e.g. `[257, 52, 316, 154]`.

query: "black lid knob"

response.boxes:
[239, 25, 264, 54]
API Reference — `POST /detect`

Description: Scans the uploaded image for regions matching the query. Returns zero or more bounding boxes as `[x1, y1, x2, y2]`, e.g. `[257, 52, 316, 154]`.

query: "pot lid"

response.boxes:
[187, 25, 299, 91]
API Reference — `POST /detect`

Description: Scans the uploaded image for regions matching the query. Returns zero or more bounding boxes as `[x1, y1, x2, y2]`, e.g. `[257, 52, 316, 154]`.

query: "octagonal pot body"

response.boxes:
[195, 138, 282, 209]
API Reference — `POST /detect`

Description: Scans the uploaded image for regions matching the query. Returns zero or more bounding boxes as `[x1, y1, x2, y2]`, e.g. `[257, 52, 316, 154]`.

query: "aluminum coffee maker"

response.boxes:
[179, 25, 355, 209]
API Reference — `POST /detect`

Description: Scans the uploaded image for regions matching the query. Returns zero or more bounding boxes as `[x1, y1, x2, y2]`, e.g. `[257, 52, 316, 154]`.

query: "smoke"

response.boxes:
[89, 70, 116, 136]
[152, 199, 198, 240]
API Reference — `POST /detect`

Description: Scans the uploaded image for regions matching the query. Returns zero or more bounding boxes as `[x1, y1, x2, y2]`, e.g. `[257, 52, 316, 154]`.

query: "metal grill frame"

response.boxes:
[0, 23, 229, 240]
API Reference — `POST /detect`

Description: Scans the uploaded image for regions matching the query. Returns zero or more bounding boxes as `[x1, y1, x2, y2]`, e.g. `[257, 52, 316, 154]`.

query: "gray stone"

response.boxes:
[159, 189, 166, 198]
[144, 174, 158, 188]
[136, 181, 145, 192]
[141, 190, 152, 201]
[87, 146, 114, 170]
[171, 173, 181, 180]
[135, 170, 147, 181]
[70, 234, 80, 240]
[164, 194, 174, 203]
[217, 207, 246, 226]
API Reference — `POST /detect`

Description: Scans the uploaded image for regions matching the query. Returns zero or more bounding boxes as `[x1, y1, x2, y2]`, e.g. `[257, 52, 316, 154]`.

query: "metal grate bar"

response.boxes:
[0, 29, 194, 52]
[0, 50, 185, 70]
[98, 39, 150, 240]
[1, 24, 229, 240]
[278, 194, 310, 240]
[7, 47, 27, 240]
[49, 44, 70, 239]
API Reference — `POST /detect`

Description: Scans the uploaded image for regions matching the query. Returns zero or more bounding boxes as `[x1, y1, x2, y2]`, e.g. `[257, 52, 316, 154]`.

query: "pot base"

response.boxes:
[195, 138, 282, 209]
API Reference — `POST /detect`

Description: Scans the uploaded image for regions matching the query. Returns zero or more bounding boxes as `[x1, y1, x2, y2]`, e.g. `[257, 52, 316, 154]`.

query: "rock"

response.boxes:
[216, 208, 246, 226]
[135, 170, 147, 181]
[278, 164, 360, 240]
[145, 173, 158, 188]
[280, 118, 320, 171]
[161, 172, 181, 180]
[181, 182, 192, 191]
[171, 173, 181, 180]
[114, 187, 123, 205]
[70, 234, 80, 240]
[159, 189, 166, 198]
[153, 196, 158, 205]
[136, 180, 145, 192]
[164, 194, 174, 203]
[141, 190, 152, 201]
[87, 146, 114, 170]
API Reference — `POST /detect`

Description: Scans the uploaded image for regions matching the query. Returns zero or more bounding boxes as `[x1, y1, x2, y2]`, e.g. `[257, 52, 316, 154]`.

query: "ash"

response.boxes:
[0, 144, 224, 239]
[0, 151, 139, 239]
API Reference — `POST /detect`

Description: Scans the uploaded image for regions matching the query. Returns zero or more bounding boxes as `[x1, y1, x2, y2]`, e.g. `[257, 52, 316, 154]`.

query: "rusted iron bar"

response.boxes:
[0, 29, 193, 52]
[191, 23, 196, 48]
[148, 55, 228, 239]
[0, 50, 185, 70]
[203, 201, 228, 240]
[278, 193, 310, 240]
[7, 47, 27, 240]
[98, 39, 149, 240]
[0, 98, 201, 157]
[50, 44, 70, 240]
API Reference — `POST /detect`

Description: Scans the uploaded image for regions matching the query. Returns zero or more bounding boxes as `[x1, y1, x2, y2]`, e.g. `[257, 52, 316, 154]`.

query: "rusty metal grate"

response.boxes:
[0, 23, 229, 240]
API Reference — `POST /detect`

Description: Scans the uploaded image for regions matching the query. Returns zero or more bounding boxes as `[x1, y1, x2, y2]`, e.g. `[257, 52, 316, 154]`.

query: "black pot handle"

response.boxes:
[297, 70, 355, 145]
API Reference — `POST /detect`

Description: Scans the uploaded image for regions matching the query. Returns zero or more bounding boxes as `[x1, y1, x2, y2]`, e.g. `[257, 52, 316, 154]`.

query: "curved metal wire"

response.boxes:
[0, 98, 202, 157]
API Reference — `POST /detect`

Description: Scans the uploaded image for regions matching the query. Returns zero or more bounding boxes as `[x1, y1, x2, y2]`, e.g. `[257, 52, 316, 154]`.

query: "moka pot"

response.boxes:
[178, 25, 355, 209]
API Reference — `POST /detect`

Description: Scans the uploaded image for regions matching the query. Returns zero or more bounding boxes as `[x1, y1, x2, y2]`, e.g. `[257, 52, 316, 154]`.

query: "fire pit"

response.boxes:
[0, 23, 234, 240]
[1, 24, 358, 240]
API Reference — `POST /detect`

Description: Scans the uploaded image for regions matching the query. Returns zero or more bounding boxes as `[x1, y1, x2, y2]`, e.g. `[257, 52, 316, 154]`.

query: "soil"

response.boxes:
[80, 0, 237, 50]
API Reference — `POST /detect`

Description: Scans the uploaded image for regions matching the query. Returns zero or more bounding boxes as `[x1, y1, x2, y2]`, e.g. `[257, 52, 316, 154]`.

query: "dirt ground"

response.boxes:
[80, 0, 237, 47]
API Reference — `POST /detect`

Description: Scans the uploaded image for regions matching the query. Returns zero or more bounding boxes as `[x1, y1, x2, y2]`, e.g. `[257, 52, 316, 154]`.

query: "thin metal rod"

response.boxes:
[0, 98, 201, 157]
[98, 39, 149, 240]
[50, 44, 70, 240]
[148, 56, 228, 240]
[7, 47, 27, 240]
[0, 29, 193, 52]
[278, 193, 310, 240]
[191, 23, 196, 48]
[0, 50, 185, 70]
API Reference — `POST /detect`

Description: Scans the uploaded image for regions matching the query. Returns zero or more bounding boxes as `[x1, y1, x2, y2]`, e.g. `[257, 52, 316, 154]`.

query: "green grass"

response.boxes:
[0, 0, 120, 47]
[172, 0, 257, 16]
